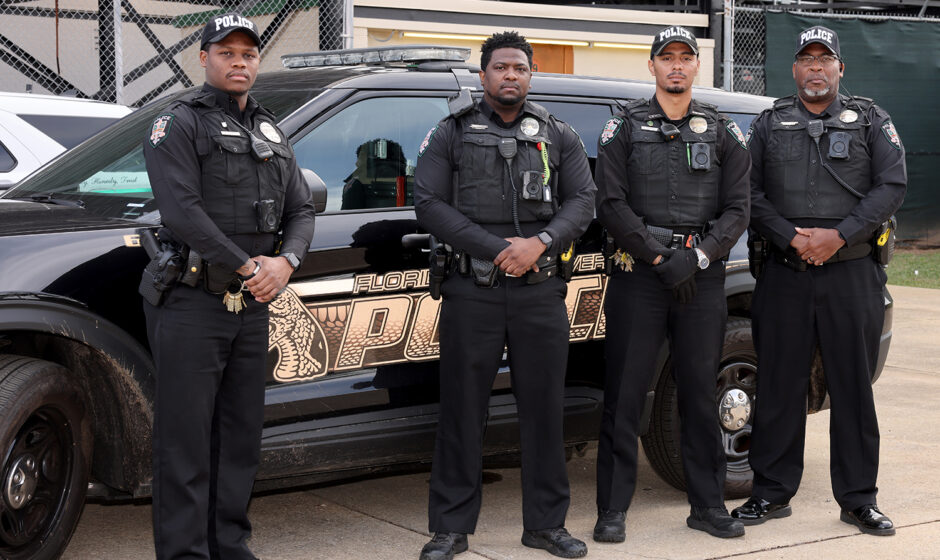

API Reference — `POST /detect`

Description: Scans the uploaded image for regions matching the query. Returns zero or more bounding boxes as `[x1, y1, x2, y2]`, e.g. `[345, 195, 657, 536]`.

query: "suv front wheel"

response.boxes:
[641, 317, 757, 499]
[0, 355, 92, 560]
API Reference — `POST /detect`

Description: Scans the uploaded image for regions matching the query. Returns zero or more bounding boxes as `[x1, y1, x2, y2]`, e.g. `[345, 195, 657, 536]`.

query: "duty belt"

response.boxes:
[772, 243, 872, 271]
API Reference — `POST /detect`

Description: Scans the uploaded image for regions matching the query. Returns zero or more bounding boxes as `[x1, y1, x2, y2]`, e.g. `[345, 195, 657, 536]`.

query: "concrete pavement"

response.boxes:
[63, 285, 940, 559]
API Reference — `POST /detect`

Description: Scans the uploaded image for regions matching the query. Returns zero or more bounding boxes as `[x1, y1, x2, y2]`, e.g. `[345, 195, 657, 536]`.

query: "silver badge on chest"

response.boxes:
[520, 117, 540, 137]
[839, 109, 858, 123]
[689, 116, 708, 134]
[259, 121, 281, 143]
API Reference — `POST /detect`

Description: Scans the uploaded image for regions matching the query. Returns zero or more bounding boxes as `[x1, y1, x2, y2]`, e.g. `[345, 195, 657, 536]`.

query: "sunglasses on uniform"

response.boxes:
[795, 54, 840, 66]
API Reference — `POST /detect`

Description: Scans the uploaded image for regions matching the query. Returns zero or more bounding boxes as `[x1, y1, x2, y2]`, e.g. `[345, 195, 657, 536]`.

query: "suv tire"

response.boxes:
[0, 355, 92, 560]
[641, 317, 757, 499]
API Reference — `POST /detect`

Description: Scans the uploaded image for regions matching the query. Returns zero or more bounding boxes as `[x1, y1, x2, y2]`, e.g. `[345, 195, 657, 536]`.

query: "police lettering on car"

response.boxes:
[593, 25, 751, 542]
[414, 31, 595, 560]
[141, 12, 314, 559]
[732, 25, 906, 537]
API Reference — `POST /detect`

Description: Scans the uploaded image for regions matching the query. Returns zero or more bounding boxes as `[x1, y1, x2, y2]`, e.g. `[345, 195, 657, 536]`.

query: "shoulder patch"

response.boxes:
[418, 125, 438, 157]
[149, 114, 174, 147]
[881, 121, 902, 151]
[726, 120, 747, 149]
[600, 117, 624, 146]
[745, 126, 753, 146]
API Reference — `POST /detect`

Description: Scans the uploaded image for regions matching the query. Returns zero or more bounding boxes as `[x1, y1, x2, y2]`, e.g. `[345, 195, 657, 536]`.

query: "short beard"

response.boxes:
[665, 84, 688, 94]
[802, 86, 831, 98]
[494, 93, 524, 106]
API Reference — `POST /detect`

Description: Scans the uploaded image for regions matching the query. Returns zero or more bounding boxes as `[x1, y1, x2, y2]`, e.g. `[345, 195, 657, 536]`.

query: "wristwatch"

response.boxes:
[694, 248, 710, 270]
[537, 231, 553, 251]
[281, 252, 301, 271]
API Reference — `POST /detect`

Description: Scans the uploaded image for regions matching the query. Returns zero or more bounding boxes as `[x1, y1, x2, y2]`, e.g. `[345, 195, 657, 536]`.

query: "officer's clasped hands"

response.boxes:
[494, 236, 546, 276]
[794, 226, 845, 265]
[244, 255, 293, 302]
[654, 248, 697, 287]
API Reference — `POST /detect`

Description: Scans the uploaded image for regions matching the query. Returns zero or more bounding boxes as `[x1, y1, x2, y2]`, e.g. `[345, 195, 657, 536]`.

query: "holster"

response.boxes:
[428, 235, 450, 300]
[747, 231, 769, 279]
[559, 242, 575, 282]
[137, 229, 182, 306]
[525, 254, 557, 284]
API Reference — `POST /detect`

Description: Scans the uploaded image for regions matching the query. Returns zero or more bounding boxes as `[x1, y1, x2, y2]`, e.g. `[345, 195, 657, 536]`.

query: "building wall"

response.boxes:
[354, 0, 714, 85]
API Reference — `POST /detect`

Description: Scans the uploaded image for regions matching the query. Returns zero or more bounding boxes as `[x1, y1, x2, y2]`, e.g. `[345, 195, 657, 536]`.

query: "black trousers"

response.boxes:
[428, 274, 571, 533]
[145, 284, 269, 560]
[749, 257, 885, 510]
[597, 262, 727, 511]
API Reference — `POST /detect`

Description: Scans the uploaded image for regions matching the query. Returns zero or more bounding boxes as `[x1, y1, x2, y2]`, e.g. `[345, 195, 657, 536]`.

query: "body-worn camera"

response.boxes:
[521, 170, 545, 201]
[690, 142, 711, 170]
[254, 199, 279, 233]
[828, 131, 851, 159]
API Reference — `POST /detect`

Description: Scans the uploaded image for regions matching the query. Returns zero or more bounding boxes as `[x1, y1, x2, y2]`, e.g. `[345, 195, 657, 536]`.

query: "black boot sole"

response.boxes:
[686, 517, 745, 538]
[592, 529, 625, 543]
[840, 511, 896, 536]
[521, 533, 588, 558]
[737, 504, 792, 526]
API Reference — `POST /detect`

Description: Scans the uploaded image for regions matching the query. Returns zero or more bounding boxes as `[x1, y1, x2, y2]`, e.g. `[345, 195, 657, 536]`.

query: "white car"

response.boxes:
[0, 91, 131, 190]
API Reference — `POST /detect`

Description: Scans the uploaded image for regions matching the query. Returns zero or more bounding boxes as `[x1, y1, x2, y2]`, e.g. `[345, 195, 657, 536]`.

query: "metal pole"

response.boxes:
[343, 0, 354, 49]
[114, 0, 123, 104]
[723, 0, 734, 91]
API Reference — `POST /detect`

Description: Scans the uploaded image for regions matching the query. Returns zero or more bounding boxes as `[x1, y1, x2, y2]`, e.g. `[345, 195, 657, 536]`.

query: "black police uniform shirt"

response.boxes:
[144, 84, 315, 275]
[414, 99, 596, 260]
[595, 96, 751, 264]
[748, 93, 906, 250]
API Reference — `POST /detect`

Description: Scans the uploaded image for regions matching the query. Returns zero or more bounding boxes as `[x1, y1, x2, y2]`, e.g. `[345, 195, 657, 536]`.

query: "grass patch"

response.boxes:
[887, 248, 940, 289]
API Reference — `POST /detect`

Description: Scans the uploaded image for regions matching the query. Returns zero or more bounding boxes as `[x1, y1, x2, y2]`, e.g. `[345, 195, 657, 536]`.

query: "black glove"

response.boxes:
[673, 276, 697, 304]
[654, 248, 698, 288]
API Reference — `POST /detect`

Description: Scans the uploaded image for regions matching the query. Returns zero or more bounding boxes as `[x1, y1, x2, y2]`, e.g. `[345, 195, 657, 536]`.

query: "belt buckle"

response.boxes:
[671, 233, 685, 249]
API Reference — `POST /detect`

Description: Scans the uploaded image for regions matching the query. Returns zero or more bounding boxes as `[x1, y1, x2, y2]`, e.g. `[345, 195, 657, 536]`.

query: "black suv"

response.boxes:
[0, 46, 892, 559]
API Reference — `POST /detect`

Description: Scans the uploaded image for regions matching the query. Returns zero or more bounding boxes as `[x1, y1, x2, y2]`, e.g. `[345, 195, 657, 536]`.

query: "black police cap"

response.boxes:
[795, 25, 840, 57]
[650, 26, 699, 59]
[201, 13, 261, 52]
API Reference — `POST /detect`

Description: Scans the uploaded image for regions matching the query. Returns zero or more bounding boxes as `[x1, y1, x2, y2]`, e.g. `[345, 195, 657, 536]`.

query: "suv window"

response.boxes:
[292, 96, 449, 212]
[17, 115, 121, 150]
[0, 141, 15, 173]
[537, 100, 613, 158]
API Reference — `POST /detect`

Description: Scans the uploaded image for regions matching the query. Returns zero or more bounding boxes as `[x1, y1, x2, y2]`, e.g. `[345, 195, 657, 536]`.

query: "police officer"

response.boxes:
[142, 13, 315, 559]
[593, 25, 751, 541]
[731, 26, 905, 536]
[414, 31, 595, 560]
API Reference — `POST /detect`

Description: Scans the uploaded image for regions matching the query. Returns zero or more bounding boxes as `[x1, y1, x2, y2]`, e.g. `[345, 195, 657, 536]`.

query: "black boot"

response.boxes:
[521, 527, 587, 558]
[419, 532, 468, 560]
[687, 506, 745, 538]
[593, 509, 626, 543]
[840, 505, 895, 536]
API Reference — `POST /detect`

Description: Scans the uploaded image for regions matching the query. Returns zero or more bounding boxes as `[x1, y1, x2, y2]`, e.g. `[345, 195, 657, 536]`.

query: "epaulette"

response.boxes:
[772, 95, 797, 109]
[448, 88, 474, 117]
[848, 95, 874, 110]
[624, 97, 649, 118]
[523, 100, 551, 121]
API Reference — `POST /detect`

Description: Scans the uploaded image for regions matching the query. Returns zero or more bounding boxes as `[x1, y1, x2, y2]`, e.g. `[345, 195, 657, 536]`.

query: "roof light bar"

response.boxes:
[282, 45, 471, 68]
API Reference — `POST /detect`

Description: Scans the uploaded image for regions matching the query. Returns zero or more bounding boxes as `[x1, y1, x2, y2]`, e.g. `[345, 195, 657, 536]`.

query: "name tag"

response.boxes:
[220, 130, 242, 136]
[641, 126, 659, 132]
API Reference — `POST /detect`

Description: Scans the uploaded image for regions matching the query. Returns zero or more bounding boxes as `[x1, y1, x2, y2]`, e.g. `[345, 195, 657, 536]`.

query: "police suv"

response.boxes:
[0, 46, 893, 559]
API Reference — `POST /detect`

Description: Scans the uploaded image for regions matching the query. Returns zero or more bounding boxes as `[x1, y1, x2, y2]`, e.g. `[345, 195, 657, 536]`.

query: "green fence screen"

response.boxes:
[764, 12, 940, 245]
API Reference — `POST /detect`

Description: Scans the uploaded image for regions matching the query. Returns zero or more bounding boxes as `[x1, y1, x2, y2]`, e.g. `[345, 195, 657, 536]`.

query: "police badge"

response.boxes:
[259, 121, 281, 143]
[600, 117, 623, 146]
[689, 116, 708, 134]
[839, 109, 858, 124]
[520, 117, 540, 137]
[149, 114, 174, 147]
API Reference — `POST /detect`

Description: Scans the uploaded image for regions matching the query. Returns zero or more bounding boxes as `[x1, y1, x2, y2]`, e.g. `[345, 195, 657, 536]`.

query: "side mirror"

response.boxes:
[301, 168, 328, 213]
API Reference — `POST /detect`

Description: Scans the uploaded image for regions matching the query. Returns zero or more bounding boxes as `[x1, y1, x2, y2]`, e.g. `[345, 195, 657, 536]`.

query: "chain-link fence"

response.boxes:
[731, 2, 939, 96]
[0, 0, 350, 107]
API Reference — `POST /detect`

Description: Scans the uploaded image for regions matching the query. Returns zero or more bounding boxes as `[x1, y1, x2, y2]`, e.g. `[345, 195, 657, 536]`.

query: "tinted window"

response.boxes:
[537, 101, 613, 158]
[726, 112, 756, 132]
[0, 141, 15, 172]
[292, 96, 449, 212]
[18, 115, 121, 149]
